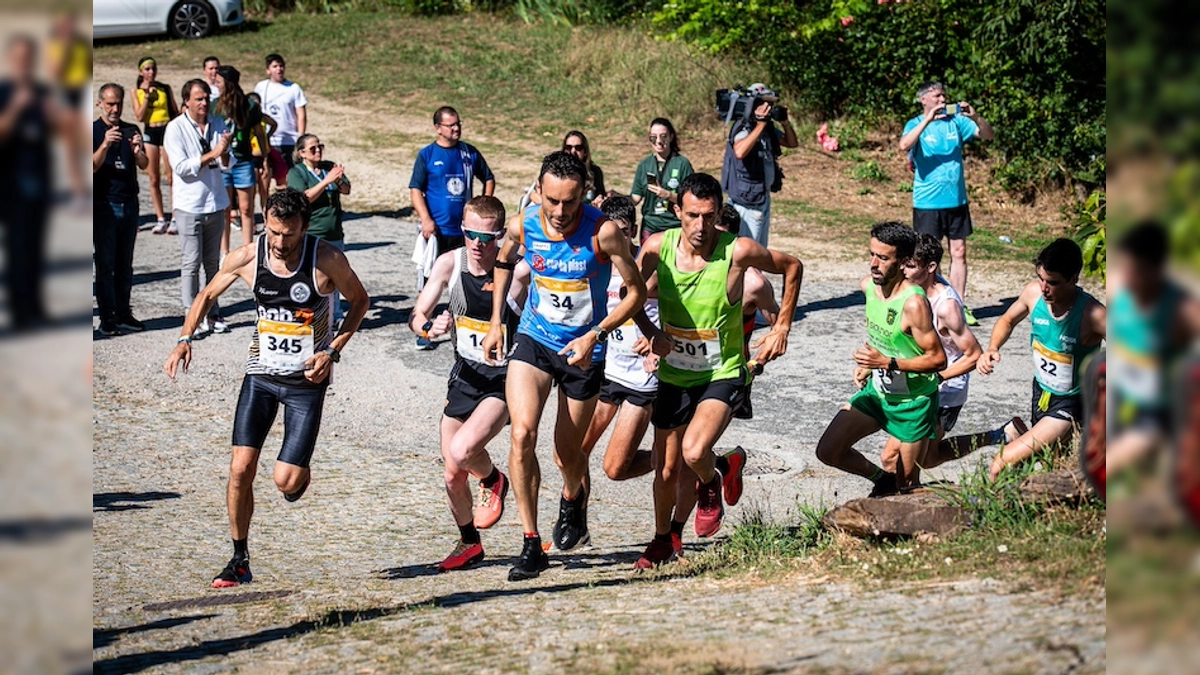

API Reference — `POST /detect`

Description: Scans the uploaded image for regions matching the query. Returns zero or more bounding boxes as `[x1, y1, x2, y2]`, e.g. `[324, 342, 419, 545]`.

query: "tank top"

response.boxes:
[865, 283, 938, 400]
[1110, 284, 1180, 407]
[135, 86, 171, 125]
[929, 281, 969, 407]
[447, 247, 518, 376]
[656, 228, 744, 387]
[245, 235, 333, 383]
[603, 273, 659, 392]
[517, 203, 612, 361]
[1029, 288, 1099, 397]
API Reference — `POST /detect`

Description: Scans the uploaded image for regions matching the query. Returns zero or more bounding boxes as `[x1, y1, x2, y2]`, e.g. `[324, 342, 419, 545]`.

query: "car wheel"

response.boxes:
[168, 0, 217, 39]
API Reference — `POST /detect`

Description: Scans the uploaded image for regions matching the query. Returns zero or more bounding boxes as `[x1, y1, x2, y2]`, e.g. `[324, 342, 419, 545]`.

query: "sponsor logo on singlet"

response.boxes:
[531, 254, 546, 272]
[886, 308, 898, 325]
[257, 287, 280, 296]
[290, 282, 311, 304]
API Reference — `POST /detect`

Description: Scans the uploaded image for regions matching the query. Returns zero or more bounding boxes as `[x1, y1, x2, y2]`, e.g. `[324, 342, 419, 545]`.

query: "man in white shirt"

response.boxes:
[253, 53, 307, 169]
[163, 79, 233, 336]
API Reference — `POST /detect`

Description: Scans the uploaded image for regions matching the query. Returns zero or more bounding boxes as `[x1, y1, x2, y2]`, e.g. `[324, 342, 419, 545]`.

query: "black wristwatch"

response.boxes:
[323, 346, 341, 363]
[592, 325, 610, 343]
[889, 357, 899, 372]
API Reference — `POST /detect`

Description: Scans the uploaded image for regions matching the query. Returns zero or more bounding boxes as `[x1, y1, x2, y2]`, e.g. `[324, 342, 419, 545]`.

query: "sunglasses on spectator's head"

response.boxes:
[464, 230, 499, 243]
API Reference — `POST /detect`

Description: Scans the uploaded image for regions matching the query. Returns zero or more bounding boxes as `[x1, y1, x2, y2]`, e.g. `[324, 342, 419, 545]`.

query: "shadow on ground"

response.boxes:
[93, 491, 181, 513]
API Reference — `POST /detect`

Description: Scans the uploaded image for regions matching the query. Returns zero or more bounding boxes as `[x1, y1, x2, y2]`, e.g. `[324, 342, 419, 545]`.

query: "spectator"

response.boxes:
[163, 79, 233, 337]
[0, 35, 56, 330]
[46, 10, 91, 210]
[253, 53, 306, 169]
[720, 83, 798, 248]
[246, 91, 277, 220]
[214, 65, 267, 250]
[93, 83, 148, 337]
[288, 133, 351, 324]
[898, 80, 995, 326]
[630, 117, 693, 244]
[409, 105, 496, 256]
[132, 56, 179, 235]
[562, 130, 608, 207]
[203, 55, 221, 102]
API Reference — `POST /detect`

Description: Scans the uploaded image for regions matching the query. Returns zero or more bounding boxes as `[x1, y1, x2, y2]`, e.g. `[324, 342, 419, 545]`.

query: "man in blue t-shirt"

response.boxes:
[409, 106, 496, 256]
[899, 81, 994, 325]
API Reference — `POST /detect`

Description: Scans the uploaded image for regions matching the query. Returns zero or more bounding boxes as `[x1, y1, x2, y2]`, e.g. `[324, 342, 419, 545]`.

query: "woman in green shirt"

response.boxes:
[287, 133, 351, 322]
[630, 117, 693, 244]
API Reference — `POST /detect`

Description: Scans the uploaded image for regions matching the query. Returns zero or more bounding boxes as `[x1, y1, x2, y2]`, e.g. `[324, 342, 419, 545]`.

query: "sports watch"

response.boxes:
[592, 325, 610, 343]
[323, 346, 341, 363]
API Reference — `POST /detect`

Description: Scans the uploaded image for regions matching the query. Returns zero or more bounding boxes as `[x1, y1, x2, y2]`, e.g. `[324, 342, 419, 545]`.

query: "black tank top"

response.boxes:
[246, 235, 333, 384]
[447, 247, 517, 378]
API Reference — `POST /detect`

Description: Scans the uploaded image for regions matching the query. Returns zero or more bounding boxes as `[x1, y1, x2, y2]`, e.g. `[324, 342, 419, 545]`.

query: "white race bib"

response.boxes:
[1110, 344, 1159, 402]
[608, 320, 639, 354]
[455, 316, 505, 365]
[535, 277, 593, 327]
[1032, 339, 1074, 393]
[258, 318, 314, 372]
[664, 325, 721, 372]
[873, 367, 910, 396]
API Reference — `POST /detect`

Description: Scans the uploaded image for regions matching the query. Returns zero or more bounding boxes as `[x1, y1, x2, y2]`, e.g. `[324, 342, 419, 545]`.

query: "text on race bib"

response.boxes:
[1110, 344, 1159, 402]
[455, 315, 505, 364]
[664, 325, 721, 372]
[607, 319, 640, 354]
[258, 318, 314, 372]
[873, 367, 910, 396]
[1032, 340, 1074, 393]
[535, 277, 593, 327]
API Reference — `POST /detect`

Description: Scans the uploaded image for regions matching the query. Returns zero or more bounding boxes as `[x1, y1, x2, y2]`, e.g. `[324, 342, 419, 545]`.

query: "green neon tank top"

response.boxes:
[656, 228, 745, 387]
[1030, 289, 1098, 397]
[865, 283, 938, 399]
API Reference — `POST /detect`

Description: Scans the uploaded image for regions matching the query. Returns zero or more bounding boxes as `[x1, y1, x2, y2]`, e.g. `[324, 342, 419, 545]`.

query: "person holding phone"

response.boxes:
[630, 117, 693, 244]
[899, 80, 995, 326]
[93, 83, 149, 337]
[132, 56, 179, 234]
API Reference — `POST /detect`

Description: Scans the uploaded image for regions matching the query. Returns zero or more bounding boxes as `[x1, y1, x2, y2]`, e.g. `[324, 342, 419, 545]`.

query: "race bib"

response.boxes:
[1032, 340, 1074, 393]
[608, 320, 639, 354]
[455, 315, 505, 365]
[664, 324, 721, 372]
[258, 318, 314, 372]
[873, 367, 910, 396]
[1111, 344, 1160, 403]
[535, 277, 593, 327]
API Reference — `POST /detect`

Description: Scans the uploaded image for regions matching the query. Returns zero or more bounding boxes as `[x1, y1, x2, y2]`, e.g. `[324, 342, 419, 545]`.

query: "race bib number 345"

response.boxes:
[535, 277, 593, 327]
[258, 318, 314, 372]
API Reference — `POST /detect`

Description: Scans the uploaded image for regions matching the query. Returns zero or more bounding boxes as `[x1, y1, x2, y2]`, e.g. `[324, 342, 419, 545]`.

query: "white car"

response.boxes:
[94, 0, 245, 40]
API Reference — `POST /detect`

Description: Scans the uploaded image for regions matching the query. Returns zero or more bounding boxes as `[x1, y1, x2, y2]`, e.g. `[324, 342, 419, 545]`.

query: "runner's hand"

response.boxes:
[559, 333, 596, 370]
[853, 365, 870, 389]
[978, 349, 1001, 375]
[853, 342, 889, 369]
[481, 324, 504, 365]
[750, 326, 789, 365]
[427, 310, 452, 339]
[303, 351, 334, 385]
[163, 342, 192, 380]
[643, 353, 660, 374]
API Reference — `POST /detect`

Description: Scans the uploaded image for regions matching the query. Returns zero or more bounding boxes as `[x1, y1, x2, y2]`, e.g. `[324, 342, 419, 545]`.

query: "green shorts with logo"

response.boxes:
[849, 386, 939, 443]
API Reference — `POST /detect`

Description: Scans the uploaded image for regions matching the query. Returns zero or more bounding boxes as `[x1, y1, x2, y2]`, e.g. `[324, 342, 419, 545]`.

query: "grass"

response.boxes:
[848, 160, 890, 183]
[93, 13, 758, 145]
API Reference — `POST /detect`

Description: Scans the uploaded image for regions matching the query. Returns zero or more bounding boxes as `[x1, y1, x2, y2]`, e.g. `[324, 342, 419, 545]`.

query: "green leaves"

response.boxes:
[1072, 190, 1106, 282]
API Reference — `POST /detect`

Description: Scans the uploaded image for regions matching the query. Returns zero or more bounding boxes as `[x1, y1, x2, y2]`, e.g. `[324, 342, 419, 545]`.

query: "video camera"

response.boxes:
[716, 86, 788, 124]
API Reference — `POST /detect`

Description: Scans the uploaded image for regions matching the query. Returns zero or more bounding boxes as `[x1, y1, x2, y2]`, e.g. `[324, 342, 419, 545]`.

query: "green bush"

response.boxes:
[1072, 189, 1106, 282]
[850, 160, 889, 183]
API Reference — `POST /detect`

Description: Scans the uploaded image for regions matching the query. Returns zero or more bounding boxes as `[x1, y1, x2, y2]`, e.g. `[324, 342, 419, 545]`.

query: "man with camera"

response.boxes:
[899, 81, 994, 326]
[720, 83, 798, 248]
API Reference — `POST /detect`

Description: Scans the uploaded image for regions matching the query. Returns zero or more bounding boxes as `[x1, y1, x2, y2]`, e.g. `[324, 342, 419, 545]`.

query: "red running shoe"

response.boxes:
[722, 446, 748, 506]
[694, 475, 725, 537]
[474, 471, 508, 529]
[633, 537, 677, 570]
[437, 540, 484, 572]
[211, 556, 252, 588]
[1079, 352, 1106, 501]
[670, 531, 683, 556]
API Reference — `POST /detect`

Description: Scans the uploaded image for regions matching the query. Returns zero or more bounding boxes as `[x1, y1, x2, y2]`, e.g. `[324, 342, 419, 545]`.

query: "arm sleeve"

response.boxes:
[163, 122, 202, 178]
[408, 150, 428, 190]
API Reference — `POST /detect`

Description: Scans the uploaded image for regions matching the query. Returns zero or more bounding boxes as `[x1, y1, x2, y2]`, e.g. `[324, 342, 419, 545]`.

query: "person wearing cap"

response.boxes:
[720, 83, 798, 248]
[253, 53, 306, 169]
[899, 80, 994, 326]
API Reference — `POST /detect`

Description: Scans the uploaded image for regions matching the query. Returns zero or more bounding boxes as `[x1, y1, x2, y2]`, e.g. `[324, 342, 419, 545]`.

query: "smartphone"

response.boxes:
[943, 103, 961, 116]
[646, 172, 658, 186]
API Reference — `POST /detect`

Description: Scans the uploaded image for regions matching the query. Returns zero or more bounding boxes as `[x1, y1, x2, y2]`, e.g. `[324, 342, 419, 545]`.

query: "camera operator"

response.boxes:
[720, 83, 798, 248]
[898, 80, 994, 325]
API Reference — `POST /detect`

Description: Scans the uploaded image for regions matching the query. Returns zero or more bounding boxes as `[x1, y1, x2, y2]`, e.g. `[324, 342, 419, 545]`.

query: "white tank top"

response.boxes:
[930, 281, 969, 407]
[602, 274, 659, 392]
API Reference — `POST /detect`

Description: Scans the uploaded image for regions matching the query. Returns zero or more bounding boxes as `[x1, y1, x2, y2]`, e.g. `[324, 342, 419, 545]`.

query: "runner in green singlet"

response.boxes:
[630, 173, 803, 569]
[814, 222, 947, 496]
[977, 238, 1106, 480]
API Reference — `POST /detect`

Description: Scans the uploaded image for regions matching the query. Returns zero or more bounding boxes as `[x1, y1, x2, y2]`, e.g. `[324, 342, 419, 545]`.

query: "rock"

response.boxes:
[823, 492, 969, 538]
[1018, 468, 1094, 504]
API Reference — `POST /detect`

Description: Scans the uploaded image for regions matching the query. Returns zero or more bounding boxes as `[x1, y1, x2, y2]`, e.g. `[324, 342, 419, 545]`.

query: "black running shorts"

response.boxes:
[444, 360, 507, 422]
[913, 204, 973, 241]
[510, 332, 604, 401]
[599, 379, 656, 409]
[232, 374, 328, 467]
[939, 404, 963, 434]
[1030, 380, 1082, 425]
[652, 376, 746, 430]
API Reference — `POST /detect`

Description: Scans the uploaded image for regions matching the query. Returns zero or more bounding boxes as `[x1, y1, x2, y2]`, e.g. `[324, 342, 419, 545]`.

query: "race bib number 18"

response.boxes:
[535, 277, 593, 327]
[258, 318, 314, 372]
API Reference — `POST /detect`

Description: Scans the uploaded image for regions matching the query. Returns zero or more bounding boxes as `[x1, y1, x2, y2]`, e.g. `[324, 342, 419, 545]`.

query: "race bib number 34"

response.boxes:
[664, 325, 721, 372]
[1032, 340, 1074, 393]
[258, 318, 314, 372]
[535, 277, 593, 327]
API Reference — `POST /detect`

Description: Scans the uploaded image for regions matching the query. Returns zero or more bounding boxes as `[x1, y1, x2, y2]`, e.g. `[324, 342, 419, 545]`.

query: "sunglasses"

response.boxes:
[463, 230, 499, 243]
[564, 144, 585, 151]
[306, 144, 325, 152]
[648, 134, 670, 142]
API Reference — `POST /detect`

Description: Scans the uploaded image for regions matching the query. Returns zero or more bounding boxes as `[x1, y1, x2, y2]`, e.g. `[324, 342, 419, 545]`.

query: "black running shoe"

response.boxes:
[211, 556, 252, 588]
[116, 314, 145, 332]
[868, 471, 899, 498]
[284, 474, 310, 502]
[508, 537, 550, 581]
[552, 487, 589, 551]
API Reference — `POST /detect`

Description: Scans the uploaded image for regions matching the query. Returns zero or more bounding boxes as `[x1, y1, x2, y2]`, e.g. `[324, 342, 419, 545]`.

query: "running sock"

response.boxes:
[233, 538, 248, 559]
[868, 467, 884, 482]
[459, 523, 481, 546]
[524, 532, 540, 540]
[670, 520, 685, 536]
[654, 532, 672, 544]
[715, 454, 730, 475]
[481, 466, 501, 488]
